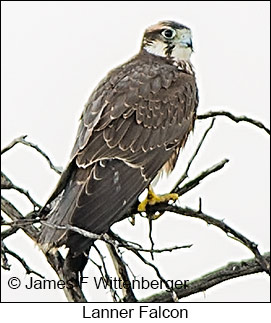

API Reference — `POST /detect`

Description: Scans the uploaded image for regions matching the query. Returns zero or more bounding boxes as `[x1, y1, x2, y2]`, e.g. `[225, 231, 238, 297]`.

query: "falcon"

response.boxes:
[39, 20, 198, 281]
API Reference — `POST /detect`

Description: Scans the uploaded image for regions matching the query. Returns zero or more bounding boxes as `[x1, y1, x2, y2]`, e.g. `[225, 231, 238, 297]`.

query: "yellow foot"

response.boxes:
[138, 187, 178, 213]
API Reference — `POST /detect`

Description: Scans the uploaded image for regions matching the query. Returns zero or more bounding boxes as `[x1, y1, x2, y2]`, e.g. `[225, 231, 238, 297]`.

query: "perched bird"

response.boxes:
[39, 20, 198, 281]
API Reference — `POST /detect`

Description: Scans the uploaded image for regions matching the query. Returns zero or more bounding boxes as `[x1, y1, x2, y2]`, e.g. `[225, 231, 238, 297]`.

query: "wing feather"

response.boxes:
[39, 51, 198, 253]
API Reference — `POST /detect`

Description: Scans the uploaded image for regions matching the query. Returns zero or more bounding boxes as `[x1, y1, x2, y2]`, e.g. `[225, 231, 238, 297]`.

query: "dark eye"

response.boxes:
[161, 28, 176, 39]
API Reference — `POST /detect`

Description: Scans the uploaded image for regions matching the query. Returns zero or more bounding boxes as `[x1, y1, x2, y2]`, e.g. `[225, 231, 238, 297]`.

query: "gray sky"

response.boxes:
[1, 1, 270, 302]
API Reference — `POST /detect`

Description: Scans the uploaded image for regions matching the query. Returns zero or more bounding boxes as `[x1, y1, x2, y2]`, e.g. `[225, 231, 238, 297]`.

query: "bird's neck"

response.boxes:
[141, 48, 194, 75]
[173, 59, 194, 75]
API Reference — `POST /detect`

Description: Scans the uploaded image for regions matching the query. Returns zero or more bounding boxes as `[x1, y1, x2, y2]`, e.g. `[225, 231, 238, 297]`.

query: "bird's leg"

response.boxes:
[137, 186, 178, 216]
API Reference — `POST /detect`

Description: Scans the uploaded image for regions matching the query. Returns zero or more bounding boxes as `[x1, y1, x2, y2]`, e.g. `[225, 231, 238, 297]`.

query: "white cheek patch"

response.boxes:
[144, 41, 166, 57]
[144, 41, 192, 62]
[171, 45, 192, 62]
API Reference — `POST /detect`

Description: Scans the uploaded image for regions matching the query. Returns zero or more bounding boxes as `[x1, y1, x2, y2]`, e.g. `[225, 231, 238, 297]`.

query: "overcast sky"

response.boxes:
[1, 1, 270, 303]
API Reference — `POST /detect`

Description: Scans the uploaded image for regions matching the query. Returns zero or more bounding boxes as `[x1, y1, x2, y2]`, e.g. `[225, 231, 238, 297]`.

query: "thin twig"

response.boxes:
[1, 172, 41, 209]
[92, 244, 121, 302]
[197, 111, 270, 135]
[3, 245, 44, 279]
[148, 217, 155, 260]
[174, 158, 230, 195]
[1, 135, 27, 154]
[1, 196, 38, 239]
[111, 230, 193, 254]
[144, 159, 229, 222]
[88, 257, 120, 302]
[108, 230, 143, 249]
[1, 135, 62, 174]
[1, 214, 39, 239]
[128, 247, 179, 302]
[42, 221, 192, 256]
[110, 231, 179, 302]
[119, 244, 193, 254]
[1, 241, 11, 270]
[2, 217, 40, 231]
[174, 118, 216, 188]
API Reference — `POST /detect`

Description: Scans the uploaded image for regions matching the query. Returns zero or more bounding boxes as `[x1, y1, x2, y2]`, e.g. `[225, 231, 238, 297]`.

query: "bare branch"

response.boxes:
[106, 243, 137, 302]
[43, 248, 87, 302]
[42, 221, 192, 256]
[145, 159, 229, 223]
[1, 135, 27, 154]
[1, 241, 11, 270]
[1, 172, 41, 209]
[92, 245, 121, 302]
[140, 252, 270, 302]
[174, 158, 230, 195]
[148, 203, 270, 275]
[1, 226, 20, 240]
[174, 118, 216, 188]
[109, 231, 179, 302]
[1, 196, 38, 239]
[40, 221, 117, 246]
[129, 248, 179, 302]
[197, 111, 270, 135]
[1, 135, 62, 175]
[3, 244, 44, 279]
[121, 244, 193, 254]
[148, 217, 155, 260]
[111, 230, 193, 254]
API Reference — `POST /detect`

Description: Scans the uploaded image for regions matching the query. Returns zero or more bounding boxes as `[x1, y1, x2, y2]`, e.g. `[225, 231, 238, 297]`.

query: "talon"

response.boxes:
[137, 186, 179, 212]
[150, 212, 162, 220]
[129, 214, 136, 226]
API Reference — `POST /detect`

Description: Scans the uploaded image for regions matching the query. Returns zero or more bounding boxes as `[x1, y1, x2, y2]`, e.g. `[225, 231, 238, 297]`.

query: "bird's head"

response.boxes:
[141, 21, 193, 62]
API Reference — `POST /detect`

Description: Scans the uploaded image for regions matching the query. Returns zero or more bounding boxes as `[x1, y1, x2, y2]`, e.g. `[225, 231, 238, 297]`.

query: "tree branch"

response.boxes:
[1, 135, 62, 175]
[197, 111, 270, 135]
[2, 244, 45, 279]
[1, 171, 41, 209]
[140, 252, 270, 302]
[1, 241, 11, 270]
[174, 118, 216, 188]
[147, 203, 270, 275]
[106, 243, 137, 302]
[173, 158, 229, 195]
[109, 231, 179, 302]
[120, 244, 193, 254]
[41, 221, 192, 256]
[91, 245, 122, 302]
[1, 196, 38, 239]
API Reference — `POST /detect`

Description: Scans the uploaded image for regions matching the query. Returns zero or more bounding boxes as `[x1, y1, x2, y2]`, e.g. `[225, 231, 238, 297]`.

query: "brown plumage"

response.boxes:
[39, 20, 198, 279]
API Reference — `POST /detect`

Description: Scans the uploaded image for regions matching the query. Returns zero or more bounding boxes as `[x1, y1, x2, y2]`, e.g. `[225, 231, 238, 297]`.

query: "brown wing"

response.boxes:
[39, 51, 198, 253]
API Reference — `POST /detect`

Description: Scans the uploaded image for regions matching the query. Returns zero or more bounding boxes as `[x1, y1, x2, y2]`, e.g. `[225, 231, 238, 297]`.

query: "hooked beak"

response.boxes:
[180, 36, 193, 49]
